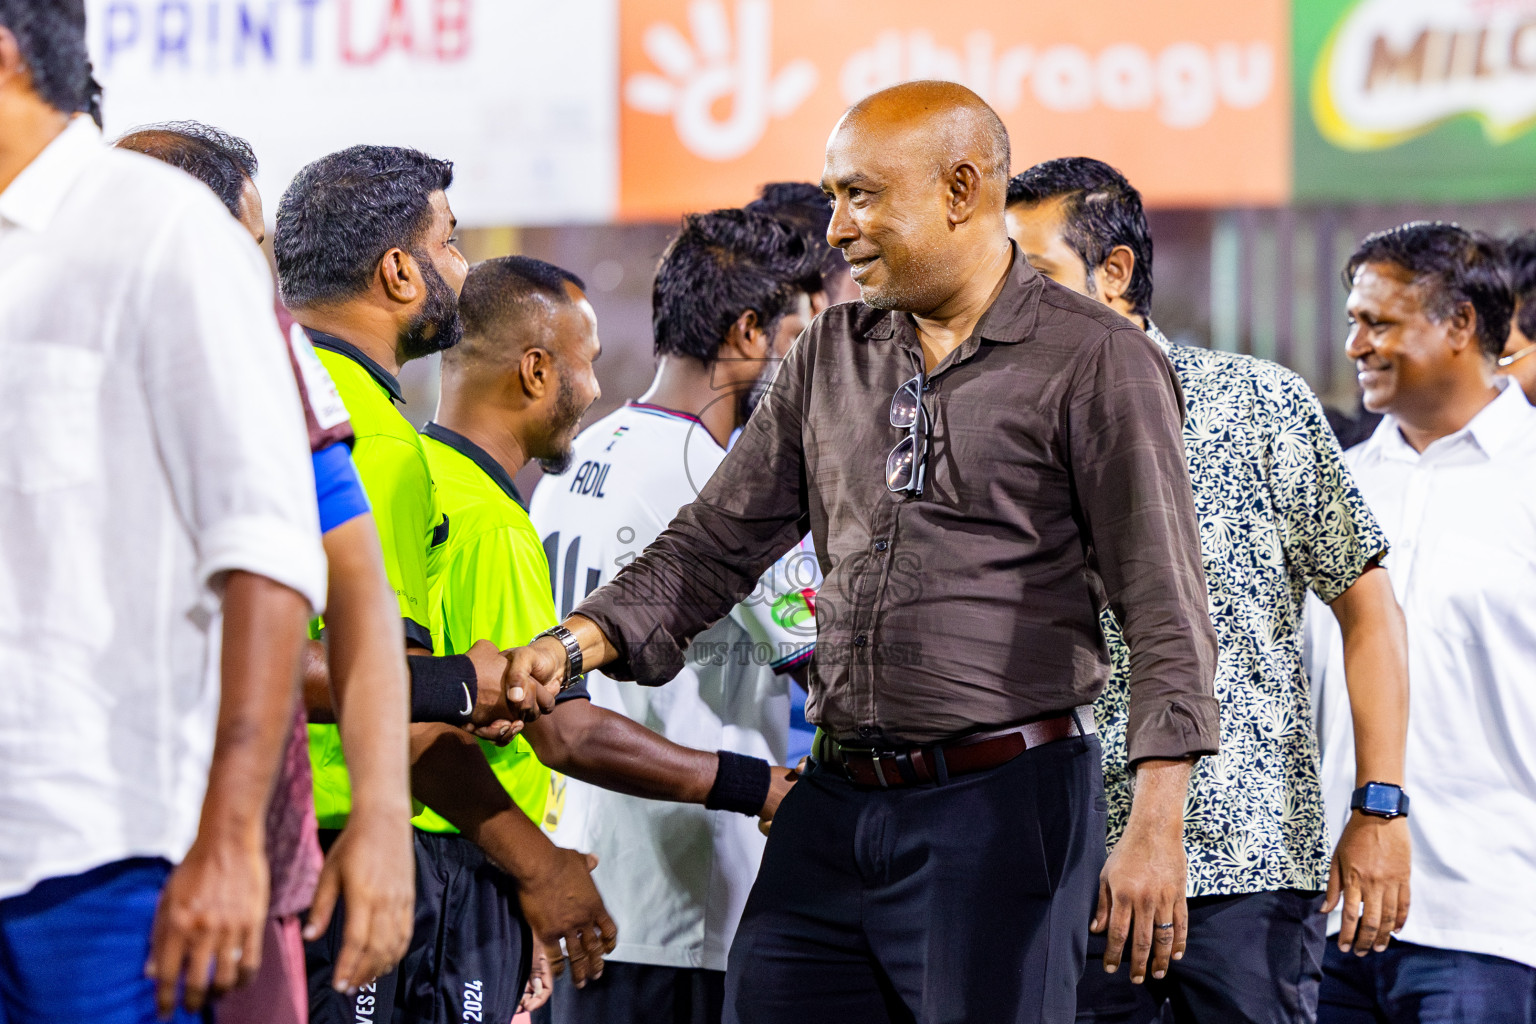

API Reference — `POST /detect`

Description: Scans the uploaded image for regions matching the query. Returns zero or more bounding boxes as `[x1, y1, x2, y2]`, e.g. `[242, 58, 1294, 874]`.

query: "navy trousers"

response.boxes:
[725, 734, 1106, 1024]
[1319, 938, 1536, 1024]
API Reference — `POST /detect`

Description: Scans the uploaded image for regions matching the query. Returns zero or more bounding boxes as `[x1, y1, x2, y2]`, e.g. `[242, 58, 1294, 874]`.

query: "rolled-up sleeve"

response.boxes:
[1068, 328, 1219, 763]
[575, 332, 813, 685]
[137, 199, 327, 614]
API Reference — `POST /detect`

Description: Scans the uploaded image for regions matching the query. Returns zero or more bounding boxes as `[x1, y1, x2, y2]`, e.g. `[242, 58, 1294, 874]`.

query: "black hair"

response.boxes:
[274, 145, 454, 309]
[1344, 222, 1513, 359]
[652, 208, 818, 363]
[1502, 232, 1536, 343]
[447, 255, 586, 368]
[1007, 157, 1154, 319]
[745, 181, 843, 295]
[0, 0, 95, 117]
[115, 121, 257, 219]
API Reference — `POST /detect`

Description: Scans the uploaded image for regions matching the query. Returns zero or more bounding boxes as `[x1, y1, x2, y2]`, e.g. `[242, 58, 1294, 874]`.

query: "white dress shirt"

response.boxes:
[0, 118, 327, 900]
[1314, 379, 1536, 969]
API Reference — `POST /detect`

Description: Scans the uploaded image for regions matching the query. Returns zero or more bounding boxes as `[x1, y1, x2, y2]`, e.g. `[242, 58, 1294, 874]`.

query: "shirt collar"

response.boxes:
[304, 328, 405, 404]
[421, 422, 527, 510]
[0, 116, 102, 234]
[864, 240, 1043, 346]
[1143, 319, 1173, 352]
[1362, 376, 1533, 464]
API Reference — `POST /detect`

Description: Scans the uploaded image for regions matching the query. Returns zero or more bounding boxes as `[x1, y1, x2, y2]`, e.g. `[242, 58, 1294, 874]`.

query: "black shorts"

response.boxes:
[306, 828, 529, 1024]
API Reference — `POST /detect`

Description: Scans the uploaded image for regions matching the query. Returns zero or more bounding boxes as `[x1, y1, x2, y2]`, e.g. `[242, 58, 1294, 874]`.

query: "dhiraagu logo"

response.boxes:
[624, 0, 818, 160]
[1313, 0, 1536, 150]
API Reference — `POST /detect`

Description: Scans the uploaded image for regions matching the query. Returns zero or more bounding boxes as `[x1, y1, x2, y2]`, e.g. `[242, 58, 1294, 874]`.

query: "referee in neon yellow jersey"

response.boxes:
[425, 256, 799, 1018]
[274, 147, 615, 1024]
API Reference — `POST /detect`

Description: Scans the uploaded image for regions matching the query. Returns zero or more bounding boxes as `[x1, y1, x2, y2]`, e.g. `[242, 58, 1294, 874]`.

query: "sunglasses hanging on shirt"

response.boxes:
[887, 368, 929, 497]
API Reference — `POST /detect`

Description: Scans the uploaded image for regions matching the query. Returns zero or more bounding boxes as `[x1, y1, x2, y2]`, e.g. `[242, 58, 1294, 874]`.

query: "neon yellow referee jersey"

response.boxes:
[414, 423, 556, 831]
[307, 332, 446, 831]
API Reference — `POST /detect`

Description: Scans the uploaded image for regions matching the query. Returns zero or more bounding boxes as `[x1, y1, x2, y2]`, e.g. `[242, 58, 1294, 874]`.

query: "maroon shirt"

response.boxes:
[266, 312, 354, 918]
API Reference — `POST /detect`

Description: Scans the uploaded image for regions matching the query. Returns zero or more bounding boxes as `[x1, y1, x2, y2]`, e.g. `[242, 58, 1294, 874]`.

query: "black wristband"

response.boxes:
[704, 751, 772, 816]
[407, 654, 477, 724]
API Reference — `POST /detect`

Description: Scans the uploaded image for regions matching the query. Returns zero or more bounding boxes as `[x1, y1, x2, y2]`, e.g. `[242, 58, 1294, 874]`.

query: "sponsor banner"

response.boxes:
[617, 0, 1290, 219]
[1296, 0, 1536, 200]
[87, 0, 618, 226]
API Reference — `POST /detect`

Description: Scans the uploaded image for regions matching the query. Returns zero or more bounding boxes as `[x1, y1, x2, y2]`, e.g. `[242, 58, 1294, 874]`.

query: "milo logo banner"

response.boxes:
[1297, 0, 1536, 200]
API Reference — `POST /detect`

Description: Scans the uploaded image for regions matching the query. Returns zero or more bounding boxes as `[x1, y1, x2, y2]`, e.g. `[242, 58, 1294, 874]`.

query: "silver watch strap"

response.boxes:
[535, 624, 583, 691]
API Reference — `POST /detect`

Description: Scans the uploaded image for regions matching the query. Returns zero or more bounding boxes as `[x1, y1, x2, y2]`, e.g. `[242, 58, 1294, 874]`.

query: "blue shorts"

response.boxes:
[312, 442, 370, 535]
[0, 857, 201, 1024]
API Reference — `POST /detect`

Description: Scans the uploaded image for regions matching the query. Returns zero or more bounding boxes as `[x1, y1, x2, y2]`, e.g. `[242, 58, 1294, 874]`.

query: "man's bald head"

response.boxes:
[839, 80, 1010, 192]
[821, 81, 1013, 314]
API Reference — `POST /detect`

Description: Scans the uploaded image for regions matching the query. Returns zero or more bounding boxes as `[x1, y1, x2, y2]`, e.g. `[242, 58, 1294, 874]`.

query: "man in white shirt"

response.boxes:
[0, 4, 327, 1022]
[529, 208, 818, 1024]
[1312, 221, 1536, 1023]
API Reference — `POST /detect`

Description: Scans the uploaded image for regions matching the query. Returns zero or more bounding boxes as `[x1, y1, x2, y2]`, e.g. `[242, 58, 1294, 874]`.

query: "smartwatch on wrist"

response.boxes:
[534, 623, 584, 692]
[1350, 781, 1410, 819]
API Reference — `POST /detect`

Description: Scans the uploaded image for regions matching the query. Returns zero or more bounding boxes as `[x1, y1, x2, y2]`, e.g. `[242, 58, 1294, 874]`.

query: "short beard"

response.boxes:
[739, 359, 781, 422]
[536, 375, 585, 475]
[398, 256, 463, 362]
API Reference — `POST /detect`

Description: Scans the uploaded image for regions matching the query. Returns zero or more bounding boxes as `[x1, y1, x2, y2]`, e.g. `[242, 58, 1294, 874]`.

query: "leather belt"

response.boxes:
[817, 708, 1095, 789]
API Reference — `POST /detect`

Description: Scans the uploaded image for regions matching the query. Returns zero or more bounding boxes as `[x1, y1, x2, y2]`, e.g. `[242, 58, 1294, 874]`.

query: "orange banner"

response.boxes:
[619, 0, 1290, 219]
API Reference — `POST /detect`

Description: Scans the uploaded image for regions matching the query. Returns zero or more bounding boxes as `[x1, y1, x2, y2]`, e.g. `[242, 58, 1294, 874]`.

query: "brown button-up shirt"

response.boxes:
[576, 246, 1219, 763]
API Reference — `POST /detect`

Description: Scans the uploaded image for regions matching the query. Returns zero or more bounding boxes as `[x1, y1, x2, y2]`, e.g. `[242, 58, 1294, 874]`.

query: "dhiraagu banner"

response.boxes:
[1296, 0, 1536, 201]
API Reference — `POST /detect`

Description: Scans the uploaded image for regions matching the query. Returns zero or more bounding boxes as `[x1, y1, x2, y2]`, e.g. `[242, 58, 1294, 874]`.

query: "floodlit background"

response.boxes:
[86, 0, 1536, 489]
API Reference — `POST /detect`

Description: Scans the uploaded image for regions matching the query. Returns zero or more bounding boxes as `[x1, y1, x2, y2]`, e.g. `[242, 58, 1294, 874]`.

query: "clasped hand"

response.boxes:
[462, 638, 566, 743]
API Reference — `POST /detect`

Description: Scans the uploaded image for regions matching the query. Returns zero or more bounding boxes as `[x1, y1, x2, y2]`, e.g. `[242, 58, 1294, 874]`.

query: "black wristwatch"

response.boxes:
[1350, 781, 1410, 820]
[534, 623, 584, 692]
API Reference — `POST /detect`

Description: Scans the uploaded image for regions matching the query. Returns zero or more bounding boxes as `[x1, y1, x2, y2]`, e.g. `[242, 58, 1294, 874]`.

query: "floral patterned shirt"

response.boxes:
[1097, 325, 1388, 897]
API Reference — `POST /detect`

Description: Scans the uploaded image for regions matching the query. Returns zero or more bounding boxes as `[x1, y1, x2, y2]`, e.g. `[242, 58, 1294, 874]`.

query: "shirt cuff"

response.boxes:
[571, 598, 685, 687]
[1125, 693, 1221, 765]
[197, 514, 327, 615]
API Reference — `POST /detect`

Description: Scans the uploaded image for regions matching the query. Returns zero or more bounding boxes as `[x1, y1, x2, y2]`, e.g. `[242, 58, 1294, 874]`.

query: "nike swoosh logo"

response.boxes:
[461, 683, 474, 718]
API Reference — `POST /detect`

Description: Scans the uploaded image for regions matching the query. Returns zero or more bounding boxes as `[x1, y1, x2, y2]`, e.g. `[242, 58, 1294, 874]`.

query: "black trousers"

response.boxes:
[544, 962, 725, 1024]
[1076, 888, 1326, 1024]
[724, 734, 1106, 1024]
[307, 829, 529, 1024]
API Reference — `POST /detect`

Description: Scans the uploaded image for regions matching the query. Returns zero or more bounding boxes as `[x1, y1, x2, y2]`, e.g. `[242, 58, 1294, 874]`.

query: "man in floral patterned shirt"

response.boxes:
[1008, 159, 1411, 1024]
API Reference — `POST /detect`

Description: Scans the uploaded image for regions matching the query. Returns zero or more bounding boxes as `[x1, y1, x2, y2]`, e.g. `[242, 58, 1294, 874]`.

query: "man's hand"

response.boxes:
[303, 807, 415, 994]
[520, 944, 554, 1013]
[757, 765, 801, 836]
[464, 639, 522, 744]
[516, 847, 617, 991]
[1324, 813, 1410, 955]
[1093, 822, 1187, 984]
[146, 831, 267, 1019]
[1092, 757, 1194, 985]
[502, 637, 569, 725]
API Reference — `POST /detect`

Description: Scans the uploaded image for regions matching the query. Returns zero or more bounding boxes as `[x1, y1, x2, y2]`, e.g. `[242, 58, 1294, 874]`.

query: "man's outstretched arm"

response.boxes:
[522, 698, 797, 821]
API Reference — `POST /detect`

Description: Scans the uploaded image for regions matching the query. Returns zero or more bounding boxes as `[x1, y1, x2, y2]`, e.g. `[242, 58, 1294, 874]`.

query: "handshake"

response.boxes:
[459, 631, 586, 744]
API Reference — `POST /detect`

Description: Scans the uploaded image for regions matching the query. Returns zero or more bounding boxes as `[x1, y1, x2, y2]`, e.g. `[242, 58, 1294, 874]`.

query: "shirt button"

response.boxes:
[854, 634, 868, 647]
[874, 540, 889, 552]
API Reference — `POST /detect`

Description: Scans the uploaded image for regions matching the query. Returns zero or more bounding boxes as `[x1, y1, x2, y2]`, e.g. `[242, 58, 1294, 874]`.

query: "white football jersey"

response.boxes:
[529, 401, 816, 971]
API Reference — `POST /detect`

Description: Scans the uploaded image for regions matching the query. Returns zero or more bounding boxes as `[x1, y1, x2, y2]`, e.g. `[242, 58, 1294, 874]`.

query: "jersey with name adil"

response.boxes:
[529, 401, 815, 972]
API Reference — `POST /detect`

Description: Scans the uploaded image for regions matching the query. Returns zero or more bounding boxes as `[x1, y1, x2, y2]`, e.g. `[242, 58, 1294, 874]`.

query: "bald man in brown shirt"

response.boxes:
[504, 82, 1219, 1024]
